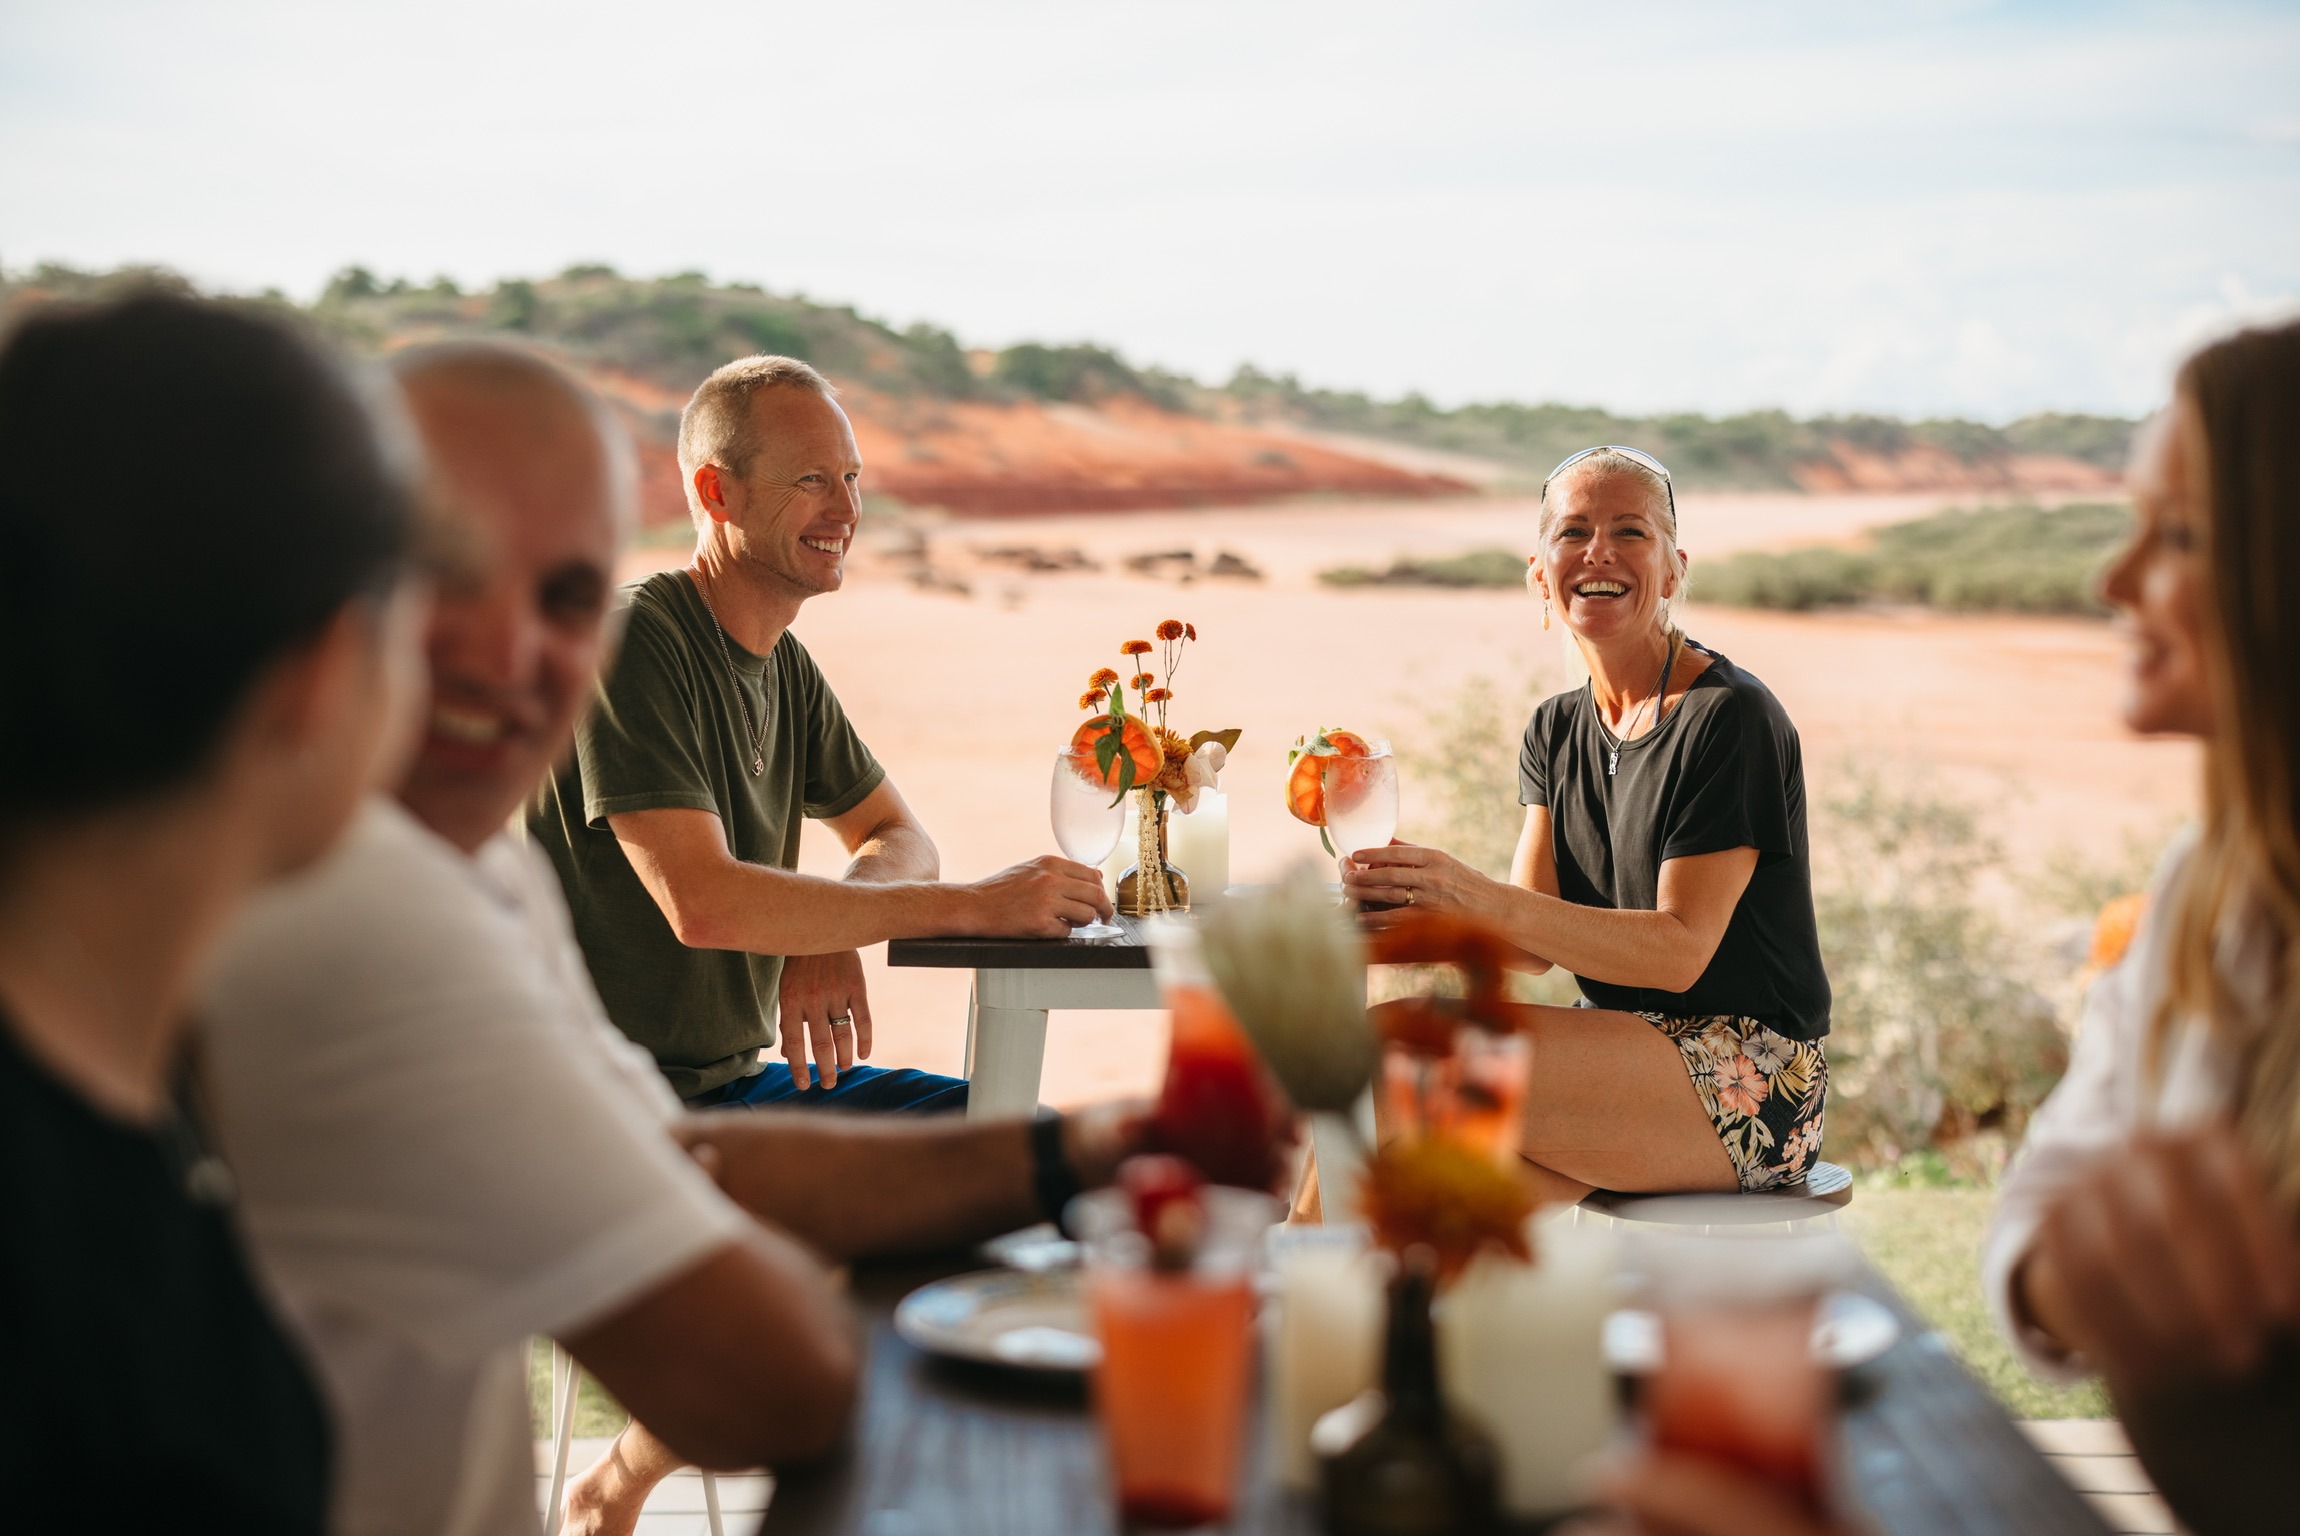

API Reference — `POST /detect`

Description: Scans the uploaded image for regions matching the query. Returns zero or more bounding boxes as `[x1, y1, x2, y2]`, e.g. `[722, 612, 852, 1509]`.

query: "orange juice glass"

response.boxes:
[1145, 922, 1290, 1190]
[1074, 1185, 1279, 1530]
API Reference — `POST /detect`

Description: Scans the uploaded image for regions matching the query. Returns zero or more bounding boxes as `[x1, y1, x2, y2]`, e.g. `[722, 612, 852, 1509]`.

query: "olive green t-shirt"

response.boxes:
[527, 570, 885, 1099]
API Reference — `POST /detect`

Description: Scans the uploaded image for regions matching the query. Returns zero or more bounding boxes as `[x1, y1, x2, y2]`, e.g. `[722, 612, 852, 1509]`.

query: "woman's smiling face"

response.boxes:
[1535, 466, 1682, 644]
[2101, 401, 2215, 739]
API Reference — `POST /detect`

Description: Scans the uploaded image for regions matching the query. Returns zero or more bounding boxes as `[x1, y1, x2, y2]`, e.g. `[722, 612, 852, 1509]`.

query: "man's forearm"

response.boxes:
[641, 857, 980, 956]
[680, 1112, 1044, 1260]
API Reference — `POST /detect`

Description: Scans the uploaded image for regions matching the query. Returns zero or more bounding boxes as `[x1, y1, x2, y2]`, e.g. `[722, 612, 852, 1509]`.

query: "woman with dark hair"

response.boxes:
[1344, 446, 1830, 1205]
[0, 293, 421, 1529]
[1980, 319, 2300, 1536]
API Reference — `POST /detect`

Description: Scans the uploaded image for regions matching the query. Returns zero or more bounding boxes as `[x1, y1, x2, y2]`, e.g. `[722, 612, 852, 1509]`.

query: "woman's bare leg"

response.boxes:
[1516, 1005, 1737, 1202]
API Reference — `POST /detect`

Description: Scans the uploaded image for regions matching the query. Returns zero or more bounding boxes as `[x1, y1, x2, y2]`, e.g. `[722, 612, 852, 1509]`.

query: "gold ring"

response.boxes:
[1405, 891, 1417, 905]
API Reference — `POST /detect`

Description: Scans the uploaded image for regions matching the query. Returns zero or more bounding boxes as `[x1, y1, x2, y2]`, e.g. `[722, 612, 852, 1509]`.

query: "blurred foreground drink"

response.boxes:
[1636, 1213, 1853, 1517]
[1074, 1181, 1278, 1530]
[1145, 921, 1290, 1190]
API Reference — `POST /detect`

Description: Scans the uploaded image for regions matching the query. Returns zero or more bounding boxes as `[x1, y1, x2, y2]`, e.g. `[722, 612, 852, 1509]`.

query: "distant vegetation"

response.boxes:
[1222, 365, 2135, 490]
[1318, 548, 1526, 589]
[1697, 502, 2130, 615]
[0, 262, 2135, 493]
[1318, 502, 2132, 616]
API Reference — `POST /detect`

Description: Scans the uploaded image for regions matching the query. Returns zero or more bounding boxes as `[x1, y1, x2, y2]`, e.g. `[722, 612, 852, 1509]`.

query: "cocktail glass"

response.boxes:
[1074, 1184, 1280, 1531]
[1321, 741, 1398, 862]
[1051, 747, 1127, 939]
[1380, 1024, 1529, 1162]
[1636, 1221, 1854, 1518]
[1143, 920, 1291, 1191]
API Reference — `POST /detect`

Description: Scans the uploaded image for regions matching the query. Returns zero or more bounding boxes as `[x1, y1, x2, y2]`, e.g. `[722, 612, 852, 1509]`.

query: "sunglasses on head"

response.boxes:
[1540, 444, 1677, 526]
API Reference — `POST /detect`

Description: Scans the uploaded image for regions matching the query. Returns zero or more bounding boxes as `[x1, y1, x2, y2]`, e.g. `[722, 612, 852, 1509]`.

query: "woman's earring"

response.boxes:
[1542, 596, 1552, 631]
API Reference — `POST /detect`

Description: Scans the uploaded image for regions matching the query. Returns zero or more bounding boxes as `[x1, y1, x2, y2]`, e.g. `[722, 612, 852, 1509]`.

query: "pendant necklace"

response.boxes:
[1603, 636, 1679, 777]
[695, 570, 770, 777]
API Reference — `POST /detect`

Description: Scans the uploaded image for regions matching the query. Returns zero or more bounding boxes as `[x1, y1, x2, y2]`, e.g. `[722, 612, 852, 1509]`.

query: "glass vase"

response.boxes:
[1116, 787, 1190, 916]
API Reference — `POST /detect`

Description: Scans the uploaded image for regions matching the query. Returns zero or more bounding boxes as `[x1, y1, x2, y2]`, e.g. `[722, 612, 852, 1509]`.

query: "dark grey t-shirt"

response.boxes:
[527, 571, 886, 1098]
[1518, 647, 1830, 1040]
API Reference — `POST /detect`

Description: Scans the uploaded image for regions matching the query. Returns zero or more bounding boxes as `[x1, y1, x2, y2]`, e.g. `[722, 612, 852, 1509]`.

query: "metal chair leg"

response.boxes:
[544, 1341, 579, 1536]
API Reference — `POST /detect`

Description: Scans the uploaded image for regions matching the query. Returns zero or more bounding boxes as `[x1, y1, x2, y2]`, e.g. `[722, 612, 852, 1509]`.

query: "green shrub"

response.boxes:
[1701, 502, 2130, 616]
[1812, 763, 2069, 1178]
[1319, 548, 1527, 589]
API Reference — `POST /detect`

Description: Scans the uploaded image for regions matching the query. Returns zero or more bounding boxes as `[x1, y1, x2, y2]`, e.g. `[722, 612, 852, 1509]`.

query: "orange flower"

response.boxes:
[1358, 1136, 1535, 1282]
[1089, 667, 1120, 689]
[1121, 640, 1153, 656]
[1131, 672, 1155, 690]
[1156, 619, 1186, 641]
[1185, 623, 1197, 640]
[1078, 690, 1106, 711]
[1146, 687, 1172, 703]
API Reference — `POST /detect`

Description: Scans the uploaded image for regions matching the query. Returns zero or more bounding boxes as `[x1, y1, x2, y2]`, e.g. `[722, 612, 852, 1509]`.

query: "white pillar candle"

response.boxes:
[1267, 1238, 1384, 1491]
[1437, 1215, 1619, 1520]
[1168, 789, 1230, 900]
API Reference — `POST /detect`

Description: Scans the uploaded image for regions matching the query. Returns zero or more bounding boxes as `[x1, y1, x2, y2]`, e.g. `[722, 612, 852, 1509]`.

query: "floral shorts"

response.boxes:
[1638, 1013, 1828, 1192]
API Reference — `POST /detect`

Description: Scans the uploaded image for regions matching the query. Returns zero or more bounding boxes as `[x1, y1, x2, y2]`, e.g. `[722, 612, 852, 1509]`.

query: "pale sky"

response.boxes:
[3, 0, 2296, 419]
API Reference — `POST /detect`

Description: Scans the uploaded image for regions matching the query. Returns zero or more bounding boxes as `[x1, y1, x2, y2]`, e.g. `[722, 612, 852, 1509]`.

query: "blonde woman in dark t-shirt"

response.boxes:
[1344, 447, 1831, 1207]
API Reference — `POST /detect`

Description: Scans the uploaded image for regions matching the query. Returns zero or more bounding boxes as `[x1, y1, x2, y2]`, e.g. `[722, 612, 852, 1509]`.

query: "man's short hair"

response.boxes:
[676, 355, 836, 522]
[389, 340, 640, 567]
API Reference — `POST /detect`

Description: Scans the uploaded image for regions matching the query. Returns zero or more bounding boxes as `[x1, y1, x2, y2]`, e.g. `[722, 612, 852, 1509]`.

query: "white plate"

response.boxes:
[1603, 1290, 1901, 1373]
[894, 1268, 1101, 1372]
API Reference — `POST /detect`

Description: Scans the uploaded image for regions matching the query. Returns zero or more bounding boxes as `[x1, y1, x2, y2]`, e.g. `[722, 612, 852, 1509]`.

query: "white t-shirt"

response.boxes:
[1983, 829, 2260, 1382]
[198, 797, 749, 1536]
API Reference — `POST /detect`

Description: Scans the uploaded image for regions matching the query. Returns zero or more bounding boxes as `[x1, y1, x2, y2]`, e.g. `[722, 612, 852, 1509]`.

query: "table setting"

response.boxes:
[790, 780, 2118, 1535]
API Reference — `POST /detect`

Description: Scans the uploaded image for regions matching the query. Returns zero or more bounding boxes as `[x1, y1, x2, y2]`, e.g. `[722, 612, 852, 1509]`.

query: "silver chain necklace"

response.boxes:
[694, 570, 770, 778]
[1600, 636, 1680, 777]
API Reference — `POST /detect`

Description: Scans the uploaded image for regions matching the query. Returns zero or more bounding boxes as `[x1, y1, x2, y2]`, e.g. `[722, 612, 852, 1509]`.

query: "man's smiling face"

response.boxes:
[395, 360, 626, 852]
[726, 387, 862, 601]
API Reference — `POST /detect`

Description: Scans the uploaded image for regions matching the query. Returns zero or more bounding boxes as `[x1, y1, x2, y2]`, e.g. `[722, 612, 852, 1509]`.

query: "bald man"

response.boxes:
[195, 344, 1138, 1536]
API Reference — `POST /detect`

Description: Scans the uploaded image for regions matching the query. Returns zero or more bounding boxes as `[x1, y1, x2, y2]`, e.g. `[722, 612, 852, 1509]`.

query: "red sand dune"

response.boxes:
[1791, 442, 2118, 495]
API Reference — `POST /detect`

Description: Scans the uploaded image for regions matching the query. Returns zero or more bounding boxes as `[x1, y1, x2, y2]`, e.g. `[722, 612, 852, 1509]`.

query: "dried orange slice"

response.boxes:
[1284, 728, 1371, 826]
[1070, 712, 1161, 793]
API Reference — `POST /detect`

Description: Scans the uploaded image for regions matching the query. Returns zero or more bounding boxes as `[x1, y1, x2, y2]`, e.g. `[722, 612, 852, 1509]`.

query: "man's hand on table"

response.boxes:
[2021, 1124, 2300, 1398]
[960, 855, 1113, 938]
[779, 949, 872, 1090]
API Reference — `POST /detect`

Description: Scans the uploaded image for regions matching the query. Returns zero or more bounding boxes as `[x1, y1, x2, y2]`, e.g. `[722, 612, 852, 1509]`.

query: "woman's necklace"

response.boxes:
[1602, 636, 1680, 777]
[694, 569, 770, 778]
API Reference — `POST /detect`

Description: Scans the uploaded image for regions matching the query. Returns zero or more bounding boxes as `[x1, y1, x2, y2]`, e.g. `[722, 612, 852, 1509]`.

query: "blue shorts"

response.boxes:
[684, 1062, 970, 1114]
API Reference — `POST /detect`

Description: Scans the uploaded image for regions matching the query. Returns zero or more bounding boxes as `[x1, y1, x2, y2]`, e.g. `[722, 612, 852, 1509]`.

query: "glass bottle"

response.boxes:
[1321, 1251, 1498, 1536]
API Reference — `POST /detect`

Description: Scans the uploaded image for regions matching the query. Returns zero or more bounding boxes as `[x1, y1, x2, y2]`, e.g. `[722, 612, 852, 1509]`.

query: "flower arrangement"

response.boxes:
[1069, 619, 1239, 913]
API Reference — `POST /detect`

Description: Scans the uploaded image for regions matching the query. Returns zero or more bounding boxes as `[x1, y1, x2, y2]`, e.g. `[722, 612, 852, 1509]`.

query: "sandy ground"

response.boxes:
[621, 491, 2195, 1107]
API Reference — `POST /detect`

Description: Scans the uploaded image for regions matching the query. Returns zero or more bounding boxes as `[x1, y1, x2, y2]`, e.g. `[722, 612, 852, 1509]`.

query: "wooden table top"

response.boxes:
[887, 915, 1155, 971]
[757, 1248, 2114, 1536]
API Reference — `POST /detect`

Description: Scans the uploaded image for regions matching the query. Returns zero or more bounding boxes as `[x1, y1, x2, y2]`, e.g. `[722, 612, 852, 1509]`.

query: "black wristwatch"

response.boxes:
[1030, 1112, 1086, 1231]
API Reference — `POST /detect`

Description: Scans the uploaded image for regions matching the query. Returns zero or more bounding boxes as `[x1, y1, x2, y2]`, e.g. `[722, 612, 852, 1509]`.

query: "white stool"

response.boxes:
[543, 1341, 723, 1536]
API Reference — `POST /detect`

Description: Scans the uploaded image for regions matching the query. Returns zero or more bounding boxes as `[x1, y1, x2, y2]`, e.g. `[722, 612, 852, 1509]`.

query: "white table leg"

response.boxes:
[960, 967, 1164, 1120]
[964, 973, 1050, 1121]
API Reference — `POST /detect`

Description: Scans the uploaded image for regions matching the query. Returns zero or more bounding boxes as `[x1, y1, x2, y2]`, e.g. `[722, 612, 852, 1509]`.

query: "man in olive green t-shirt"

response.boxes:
[528, 355, 1111, 1108]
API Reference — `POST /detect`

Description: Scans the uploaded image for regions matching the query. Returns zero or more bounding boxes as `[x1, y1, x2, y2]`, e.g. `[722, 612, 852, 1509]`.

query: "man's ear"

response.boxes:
[693, 464, 735, 524]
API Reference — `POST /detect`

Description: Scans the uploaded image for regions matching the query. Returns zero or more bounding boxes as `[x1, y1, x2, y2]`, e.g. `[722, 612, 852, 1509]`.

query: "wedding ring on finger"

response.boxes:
[830, 1013, 854, 1030]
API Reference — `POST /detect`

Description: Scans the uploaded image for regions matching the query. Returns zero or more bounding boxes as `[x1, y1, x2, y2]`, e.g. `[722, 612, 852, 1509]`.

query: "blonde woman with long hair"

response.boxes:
[1986, 319, 2300, 1536]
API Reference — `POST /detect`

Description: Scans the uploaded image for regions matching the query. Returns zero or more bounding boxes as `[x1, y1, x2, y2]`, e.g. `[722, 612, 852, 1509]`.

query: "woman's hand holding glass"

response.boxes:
[1341, 841, 1501, 923]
